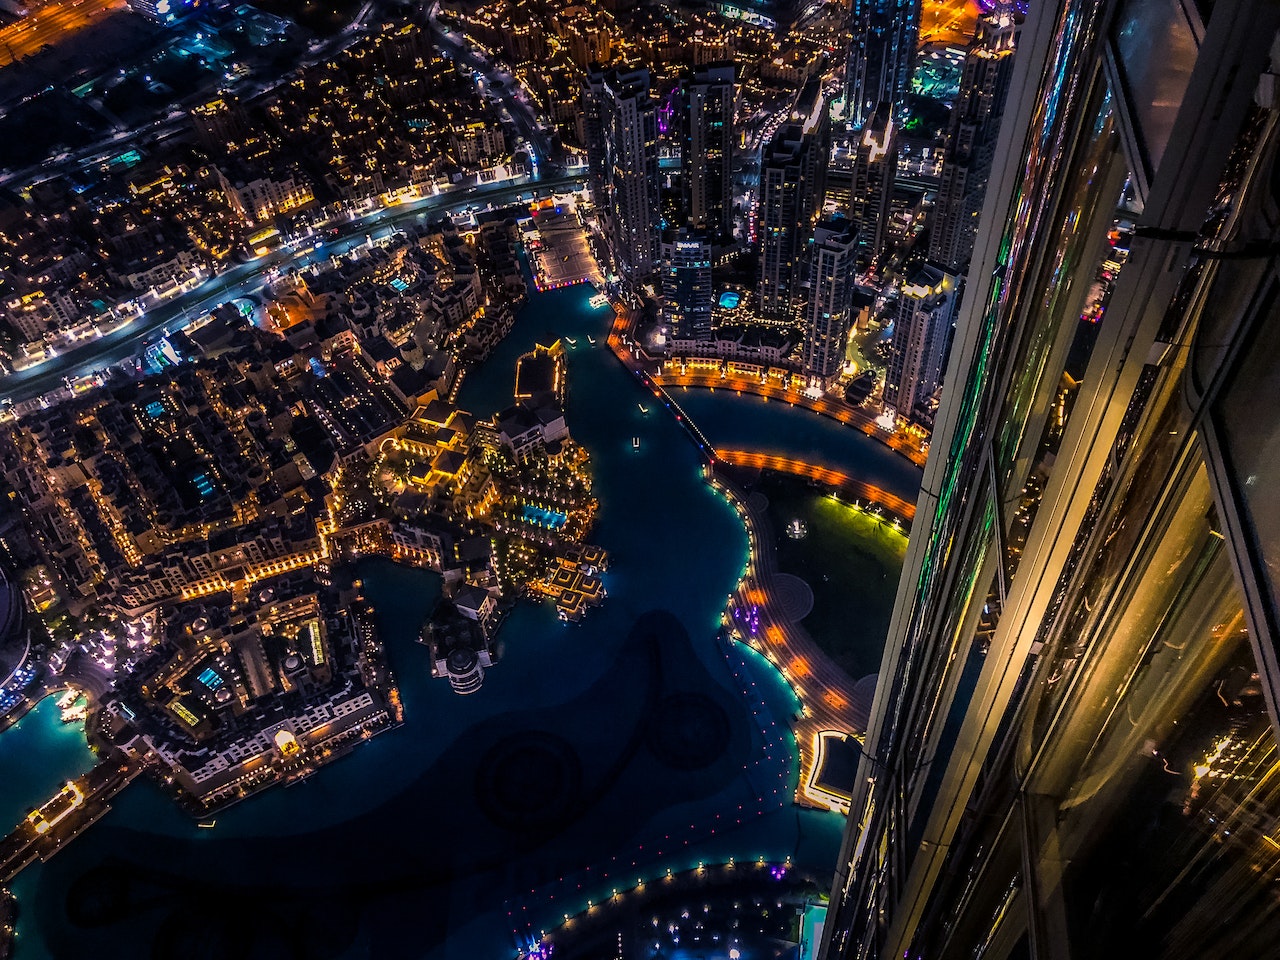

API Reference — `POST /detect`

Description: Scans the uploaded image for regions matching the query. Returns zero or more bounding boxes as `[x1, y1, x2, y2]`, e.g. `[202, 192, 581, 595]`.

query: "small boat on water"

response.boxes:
[632, 437, 641, 451]
[638, 403, 649, 415]
[565, 337, 578, 347]
[587, 335, 597, 345]
[198, 820, 217, 829]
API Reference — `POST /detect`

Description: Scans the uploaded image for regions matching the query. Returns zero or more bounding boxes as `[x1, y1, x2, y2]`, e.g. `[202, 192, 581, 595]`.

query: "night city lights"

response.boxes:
[0, 0, 1277, 959]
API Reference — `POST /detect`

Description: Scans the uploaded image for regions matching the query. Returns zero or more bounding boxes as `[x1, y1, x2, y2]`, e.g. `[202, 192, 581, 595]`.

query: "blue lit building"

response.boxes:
[843, 0, 919, 127]
[661, 228, 713, 343]
[126, 0, 195, 25]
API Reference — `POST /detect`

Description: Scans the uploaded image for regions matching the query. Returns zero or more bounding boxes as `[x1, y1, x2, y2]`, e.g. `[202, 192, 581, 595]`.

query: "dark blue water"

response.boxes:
[3, 280, 918, 959]
[0, 696, 98, 833]
[674, 388, 924, 503]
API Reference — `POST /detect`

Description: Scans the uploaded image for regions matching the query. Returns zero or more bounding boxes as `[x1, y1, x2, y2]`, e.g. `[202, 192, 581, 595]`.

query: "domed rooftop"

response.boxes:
[446, 648, 479, 675]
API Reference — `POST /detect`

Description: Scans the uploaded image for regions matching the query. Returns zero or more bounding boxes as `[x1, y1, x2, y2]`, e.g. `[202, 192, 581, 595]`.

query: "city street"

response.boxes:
[0, 0, 125, 68]
[0, 170, 587, 405]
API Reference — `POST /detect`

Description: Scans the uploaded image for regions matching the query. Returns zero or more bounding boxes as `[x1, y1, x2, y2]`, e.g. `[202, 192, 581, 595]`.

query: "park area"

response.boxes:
[759, 473, 907, 682]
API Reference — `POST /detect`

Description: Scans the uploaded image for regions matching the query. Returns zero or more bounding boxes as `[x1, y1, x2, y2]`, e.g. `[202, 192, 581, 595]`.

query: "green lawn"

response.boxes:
[760, 474, 907, 681]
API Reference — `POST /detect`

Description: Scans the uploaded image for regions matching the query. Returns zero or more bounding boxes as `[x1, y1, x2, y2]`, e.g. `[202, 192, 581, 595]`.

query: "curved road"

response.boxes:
[1, 171, 587, 404]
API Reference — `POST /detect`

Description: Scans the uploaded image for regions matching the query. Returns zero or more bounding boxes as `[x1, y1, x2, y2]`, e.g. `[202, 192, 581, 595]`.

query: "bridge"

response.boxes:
[0, 754, 144, 883]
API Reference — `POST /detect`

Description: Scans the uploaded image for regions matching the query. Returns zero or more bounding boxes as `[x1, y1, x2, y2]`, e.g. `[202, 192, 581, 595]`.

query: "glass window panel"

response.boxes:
[1215, 302, 1280, 658]
[1111, 0, 1199, 175]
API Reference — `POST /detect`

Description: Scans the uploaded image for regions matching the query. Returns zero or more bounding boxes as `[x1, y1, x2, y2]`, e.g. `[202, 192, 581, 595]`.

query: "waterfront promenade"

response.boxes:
[604, 301, 919, 813]
[655, 370, 928, 466]
[604, 308, 928, 468]
[715, 450, 917, 523]
[710, 470, 881, 811]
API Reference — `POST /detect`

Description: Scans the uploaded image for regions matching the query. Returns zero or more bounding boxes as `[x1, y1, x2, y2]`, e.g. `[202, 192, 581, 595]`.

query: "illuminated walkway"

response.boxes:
[0, 756, 142, 882]
[711, 470, 886, 812]
[657, 371, 928, 467]
[715, 450, 916, 523]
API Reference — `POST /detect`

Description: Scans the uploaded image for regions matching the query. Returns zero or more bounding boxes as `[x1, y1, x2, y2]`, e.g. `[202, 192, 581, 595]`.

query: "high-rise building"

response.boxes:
[660, 228, 713, 344]
[801, 219, 859, 383]
[681, 63, 737, 245]
[821, 2, 1280, 959]
[844, 0, 919, 128]
[927, 9, 1019, 271]
[582, 65, 607, 195]
[756, 83, 829, 321]
[584, 66, 660, 294]
[850, 102, 897, 266]
[882, 262, 957, 424]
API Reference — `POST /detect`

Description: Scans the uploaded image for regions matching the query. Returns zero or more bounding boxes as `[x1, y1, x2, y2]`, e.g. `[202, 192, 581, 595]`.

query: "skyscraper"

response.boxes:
[756, 83, 829, 321]
[660, 228, 713, 345]
[850, 102, 896, 266]
[584, 66, 660, 294]
[926, 8, 1019, 272]
[882, 262, 957, 424]
[681, 63, 737, 245]
[844, 0, 919, 128]
[821, 2, 1280, 959]
[801, 219, 859, 383]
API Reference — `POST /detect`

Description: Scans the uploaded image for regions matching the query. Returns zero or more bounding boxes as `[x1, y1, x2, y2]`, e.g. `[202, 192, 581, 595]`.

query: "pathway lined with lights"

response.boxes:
[715, 450, 917, 523]
[0, 756, 144, 882]
[711, 474, 881, 813]
[656, 371, 929, 466]
[605, 309, 909, 811]
[605, 306, 926, 467]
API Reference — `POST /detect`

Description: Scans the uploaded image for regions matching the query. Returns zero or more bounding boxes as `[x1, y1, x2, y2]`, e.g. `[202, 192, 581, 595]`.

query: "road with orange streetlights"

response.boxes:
[0, 0, 128, 70]
[919, 0, 982, 46]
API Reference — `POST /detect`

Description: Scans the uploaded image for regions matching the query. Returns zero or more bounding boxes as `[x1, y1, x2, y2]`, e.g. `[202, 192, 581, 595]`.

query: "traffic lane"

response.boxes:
[2, 173, 585, 400]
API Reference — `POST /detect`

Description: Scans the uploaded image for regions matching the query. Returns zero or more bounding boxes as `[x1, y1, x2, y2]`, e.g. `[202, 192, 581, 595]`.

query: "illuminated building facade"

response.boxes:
[882, 262, 958, 425]
[844, 0, 919, 127]
[801, 219, 858, 382]
[821, 0, 1280, 957]
[584, 65, 661, 294]
[681, 62, 737, 244]
[661, 228, 714, 343]
[850, 102, 896, 266]
[125, 0, 190, 24]
[190, 98, 251, 153]
[756, 83, 829, 321]
[927, 8, 1019, 272]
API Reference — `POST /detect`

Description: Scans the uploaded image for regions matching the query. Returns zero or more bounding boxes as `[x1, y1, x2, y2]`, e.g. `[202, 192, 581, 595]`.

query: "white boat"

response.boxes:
[638, 403, 649, 415]
[565, 337, 578, 346]
[587, 335, 597, 345]
[198, 820, 217, 829]
[632, 437, 640, 451]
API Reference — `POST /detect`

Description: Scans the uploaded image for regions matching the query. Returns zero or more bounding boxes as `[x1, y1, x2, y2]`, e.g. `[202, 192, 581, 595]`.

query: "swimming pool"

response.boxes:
[521, 504, 567, 529]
